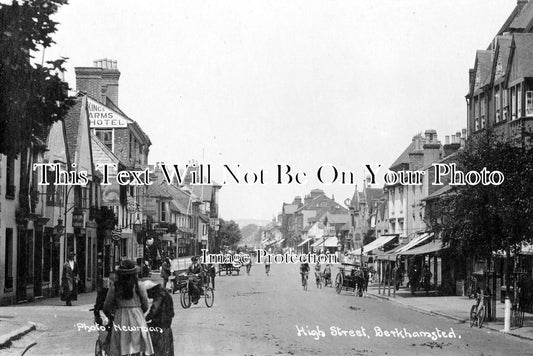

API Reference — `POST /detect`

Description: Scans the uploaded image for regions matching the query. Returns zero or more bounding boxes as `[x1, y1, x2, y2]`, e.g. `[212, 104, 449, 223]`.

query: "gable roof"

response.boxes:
[491, 36, 513, 83]
[389, 140, 416, 170]
[295, 193, 347, 214]
[64, 97, 83, 166]
[507, 33, 533, 84]
[63, 94, 94, 176]
[473, 50, 493, 95]
[283, 203, 299, 214]
[509, 0, 533, 31]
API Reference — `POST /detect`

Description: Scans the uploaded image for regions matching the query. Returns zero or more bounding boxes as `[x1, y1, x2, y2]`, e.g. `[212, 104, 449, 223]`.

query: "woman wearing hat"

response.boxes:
[103, 259, 154, 356]
[61, 251, 79, 306]
[142, 280, 175, 356]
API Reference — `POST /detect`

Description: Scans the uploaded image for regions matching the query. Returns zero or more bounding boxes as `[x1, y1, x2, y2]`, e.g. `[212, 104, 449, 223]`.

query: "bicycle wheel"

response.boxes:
[477, 306, 486, 328]
[335, 273, 343, 294]
[469, 305, 477, 327]
[181, 288, 191, 309]
[204, 287, 214, 308]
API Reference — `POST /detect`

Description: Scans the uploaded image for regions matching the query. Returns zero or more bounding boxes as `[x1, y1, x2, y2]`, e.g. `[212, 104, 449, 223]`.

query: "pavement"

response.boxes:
[365, 283, 533, 341]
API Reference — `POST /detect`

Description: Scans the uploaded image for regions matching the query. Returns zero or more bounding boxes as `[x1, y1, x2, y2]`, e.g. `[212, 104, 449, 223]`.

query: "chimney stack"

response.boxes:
[75, 58, 121, 105]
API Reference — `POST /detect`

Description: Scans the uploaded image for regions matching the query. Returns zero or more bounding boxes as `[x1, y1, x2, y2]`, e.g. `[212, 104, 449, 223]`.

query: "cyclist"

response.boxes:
[300, 262, 310, 287]
[245, 259, 252, 275]
[314, 262, 322, 287]
[265, 261, 271, 276]
[323, 264, 332, 286]
[187, 256, 204, 304]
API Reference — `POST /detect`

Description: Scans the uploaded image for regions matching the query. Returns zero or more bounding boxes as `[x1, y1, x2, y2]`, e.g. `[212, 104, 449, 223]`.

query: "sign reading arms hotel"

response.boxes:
[87, 97, 128, 128]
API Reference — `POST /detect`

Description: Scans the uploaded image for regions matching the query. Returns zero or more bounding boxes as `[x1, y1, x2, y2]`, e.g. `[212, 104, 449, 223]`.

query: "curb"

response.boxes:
[0, 322, 36, 349]
[367, 292, 533, 342]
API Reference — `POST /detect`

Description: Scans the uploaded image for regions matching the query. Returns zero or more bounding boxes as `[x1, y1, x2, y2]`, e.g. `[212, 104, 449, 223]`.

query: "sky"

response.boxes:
[44, 0, 517, 222]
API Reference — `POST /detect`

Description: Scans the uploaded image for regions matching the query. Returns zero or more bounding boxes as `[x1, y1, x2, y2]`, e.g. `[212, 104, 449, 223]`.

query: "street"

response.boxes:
[2, 263, 533, 356]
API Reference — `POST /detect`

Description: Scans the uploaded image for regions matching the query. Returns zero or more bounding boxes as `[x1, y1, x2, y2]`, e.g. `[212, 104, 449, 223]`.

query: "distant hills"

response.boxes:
[233, 218, 271, 227]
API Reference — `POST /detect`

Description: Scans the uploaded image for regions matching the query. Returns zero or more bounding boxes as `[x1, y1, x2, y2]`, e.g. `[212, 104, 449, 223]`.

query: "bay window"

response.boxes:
[526, 91, 533, 116]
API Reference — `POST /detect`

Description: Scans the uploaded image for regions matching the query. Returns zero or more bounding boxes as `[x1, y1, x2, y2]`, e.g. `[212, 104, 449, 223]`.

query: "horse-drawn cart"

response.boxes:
[218, 263, 241, 276]
[335, 263, 366, 296]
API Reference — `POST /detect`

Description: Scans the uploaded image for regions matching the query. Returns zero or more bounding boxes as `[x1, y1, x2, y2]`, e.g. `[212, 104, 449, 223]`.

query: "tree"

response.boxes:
[433, 131, 533, 259]
[431, 130, 533, 303]
[0, 0, 73, 157]
[218, 219, 242, 249]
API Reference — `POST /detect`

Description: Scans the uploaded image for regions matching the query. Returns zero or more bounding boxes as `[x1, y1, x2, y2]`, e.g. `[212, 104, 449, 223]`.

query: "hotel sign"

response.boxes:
[87, 98, 128, 128]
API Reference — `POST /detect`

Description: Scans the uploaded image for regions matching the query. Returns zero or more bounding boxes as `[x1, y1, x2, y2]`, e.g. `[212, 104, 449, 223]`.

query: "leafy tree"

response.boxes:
[218, 219, 242, 249]
[0, 0, 73, 157]
[431, 131, 533, 259]
[429, 130, 533, 301]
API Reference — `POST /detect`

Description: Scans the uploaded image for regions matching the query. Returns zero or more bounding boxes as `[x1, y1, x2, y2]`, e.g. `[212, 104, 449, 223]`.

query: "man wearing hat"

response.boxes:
[187, 256, 204, 304]
[61, 251, 79, 306]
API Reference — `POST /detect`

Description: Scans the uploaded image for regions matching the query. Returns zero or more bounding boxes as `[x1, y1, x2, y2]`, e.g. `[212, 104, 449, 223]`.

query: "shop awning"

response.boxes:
[311, 237, 327, 248]
[348, 234, 397, 256]
[399, 240, 447, 256]
[324, 236, 338, 247]
[298, 238, 312, 247]
[396, 233, 433, 253]
[375, 245, 404, 261]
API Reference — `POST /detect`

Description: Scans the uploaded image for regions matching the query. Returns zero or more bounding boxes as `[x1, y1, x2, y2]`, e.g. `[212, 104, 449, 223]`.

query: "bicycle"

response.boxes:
[315, 271, 322, 289]
[180, 275, 214, 309]
[301, 272, 309, 291]
[469, 293, 487, 328]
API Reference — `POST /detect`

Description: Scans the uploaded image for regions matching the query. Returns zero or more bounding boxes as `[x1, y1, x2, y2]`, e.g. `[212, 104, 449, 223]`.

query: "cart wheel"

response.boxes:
[335, 273, 343, 294]
[181, 287, 191, 309]
[205, 287, 214, 308]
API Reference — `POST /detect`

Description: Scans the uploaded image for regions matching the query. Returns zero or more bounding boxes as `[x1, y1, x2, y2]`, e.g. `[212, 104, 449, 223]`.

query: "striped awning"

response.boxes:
[298, 238, 312, 247]
[349, 234, 397, 255]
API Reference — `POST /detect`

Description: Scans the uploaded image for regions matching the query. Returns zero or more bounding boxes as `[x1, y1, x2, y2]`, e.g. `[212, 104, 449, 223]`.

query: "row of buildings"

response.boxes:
[0, 59, 220, 305]
[272, 0, 533, 297]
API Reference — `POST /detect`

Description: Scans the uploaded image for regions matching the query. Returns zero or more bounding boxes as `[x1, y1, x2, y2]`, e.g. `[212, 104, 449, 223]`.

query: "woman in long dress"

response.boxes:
[143, 280, 175, 356]
[104, 260, 154, 356]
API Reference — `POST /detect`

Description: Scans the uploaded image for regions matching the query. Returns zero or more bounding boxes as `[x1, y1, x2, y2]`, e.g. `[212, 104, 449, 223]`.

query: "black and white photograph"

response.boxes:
[1, 0, 533, 355]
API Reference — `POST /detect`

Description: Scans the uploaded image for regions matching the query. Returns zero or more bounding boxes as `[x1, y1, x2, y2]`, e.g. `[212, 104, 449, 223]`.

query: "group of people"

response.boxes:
[299, 262, 332, 287]
[92, 259, 175, 356]
[60, 254, 211, 356]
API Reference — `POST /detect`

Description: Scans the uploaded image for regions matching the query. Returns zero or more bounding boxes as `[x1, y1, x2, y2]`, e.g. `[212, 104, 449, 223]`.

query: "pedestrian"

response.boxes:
[187, 256, 204, 304]
[61, 251, 79, 306]
[161, 258, 171, 290]
[208, 263, 216, 289]
[143, 280, 175, 356]
[103, 259, 154, 356]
